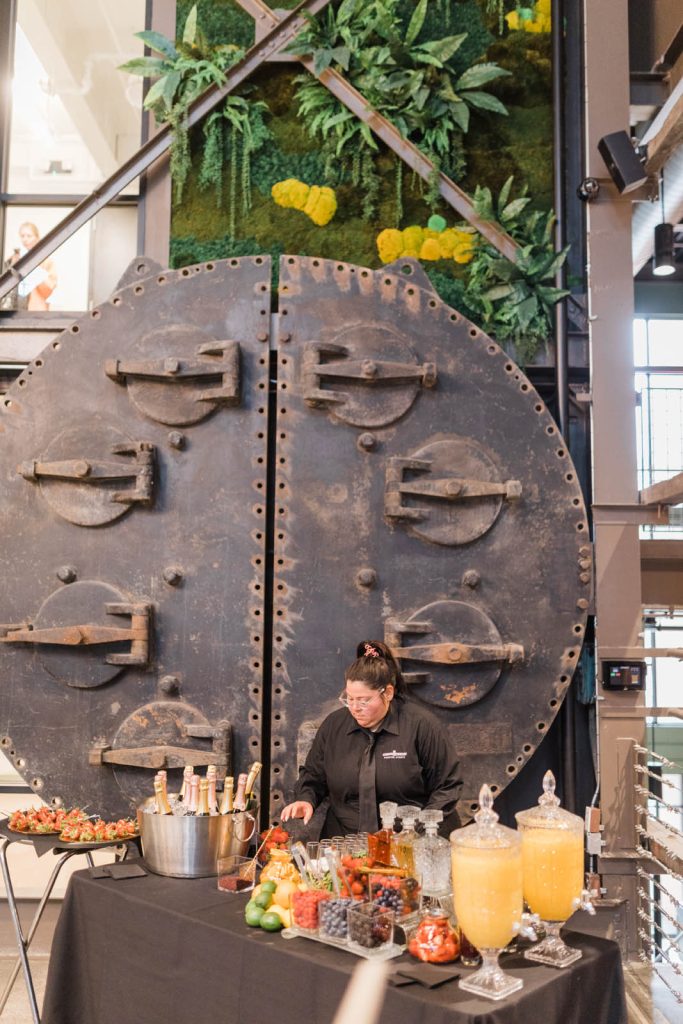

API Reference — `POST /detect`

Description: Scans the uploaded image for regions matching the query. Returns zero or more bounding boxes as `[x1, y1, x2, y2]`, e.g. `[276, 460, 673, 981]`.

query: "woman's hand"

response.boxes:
[281, 800, 314, 824]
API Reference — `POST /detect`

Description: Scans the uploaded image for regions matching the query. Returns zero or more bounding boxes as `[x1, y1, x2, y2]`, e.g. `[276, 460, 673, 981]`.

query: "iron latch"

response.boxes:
[385, 457, 521, 521]
[0, 602, 151, 666]
[105, 341, 240, 405]
[89, 719, 231, 776]
[18, 442, 155, 506]
[303, 342, 436, 407]
[385, 617, 524, 677]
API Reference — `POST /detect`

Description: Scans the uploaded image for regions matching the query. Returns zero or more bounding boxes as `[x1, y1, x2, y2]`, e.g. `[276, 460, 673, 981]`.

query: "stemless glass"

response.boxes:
[451, 784, 525, 1001]
[515, 770, 594, 968]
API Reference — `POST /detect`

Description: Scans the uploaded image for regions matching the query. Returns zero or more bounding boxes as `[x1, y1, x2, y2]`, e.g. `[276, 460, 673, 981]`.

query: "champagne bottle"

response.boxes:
[196, 778, 211, 817]
[179, 764, 193, 802]
[244, 761, 262, 803]
[154, 778, 172, 815]
[206, 765, 218, 815]
[187, 774, 200, 814]
[220, 776, 234, 814]
[233, 772, 248, 812]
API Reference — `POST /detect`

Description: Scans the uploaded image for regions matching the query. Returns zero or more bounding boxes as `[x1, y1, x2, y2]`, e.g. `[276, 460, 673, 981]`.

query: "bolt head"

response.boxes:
[462, 569, 480, 588]
[357, 432, 377, 451]
[168, 431, 185, 450]
[57, 565, 77, 584]
[159, 675, 180, 695]
[163, 567, 183, 586]
[356, 568, 377, 588]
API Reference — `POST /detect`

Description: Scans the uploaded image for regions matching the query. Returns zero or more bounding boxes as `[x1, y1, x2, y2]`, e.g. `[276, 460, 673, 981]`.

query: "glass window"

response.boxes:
[3, 204, 138, 311]
[8, 1, 145, 196]
[634, 319, 683, 539]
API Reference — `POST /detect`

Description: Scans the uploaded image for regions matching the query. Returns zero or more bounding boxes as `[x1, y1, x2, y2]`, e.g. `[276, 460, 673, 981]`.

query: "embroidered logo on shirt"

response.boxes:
[382, 749, 408, 759]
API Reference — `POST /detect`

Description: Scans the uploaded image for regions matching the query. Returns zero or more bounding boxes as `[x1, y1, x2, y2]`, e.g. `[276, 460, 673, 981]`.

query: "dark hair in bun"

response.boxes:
[344, 639, 408, 700]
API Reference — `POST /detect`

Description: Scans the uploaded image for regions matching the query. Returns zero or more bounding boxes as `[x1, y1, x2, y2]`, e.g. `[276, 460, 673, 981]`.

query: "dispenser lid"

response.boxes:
[450, 784, 520, 849]
[514, 771, 583, 831]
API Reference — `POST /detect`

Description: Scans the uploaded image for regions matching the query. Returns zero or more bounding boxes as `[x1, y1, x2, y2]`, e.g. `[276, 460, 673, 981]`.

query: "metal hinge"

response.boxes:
[385, 457, 521, 522]
[0, 602, 151, 666]
[105, 341, 240, 405]
[303, 342, 436, 407]
[385, 617, 524, 683]
[18, 442, 155, 506]
[89, 720, 231, 775]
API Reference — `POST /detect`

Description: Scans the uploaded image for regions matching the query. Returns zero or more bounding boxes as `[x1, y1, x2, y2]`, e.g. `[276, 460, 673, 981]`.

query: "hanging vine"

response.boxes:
[120, 4, 271, 216]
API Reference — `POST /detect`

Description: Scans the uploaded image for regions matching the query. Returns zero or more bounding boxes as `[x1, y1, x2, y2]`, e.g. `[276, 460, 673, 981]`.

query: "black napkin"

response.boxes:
[89, 863, 147, 880]
[392, 963, 461, 988]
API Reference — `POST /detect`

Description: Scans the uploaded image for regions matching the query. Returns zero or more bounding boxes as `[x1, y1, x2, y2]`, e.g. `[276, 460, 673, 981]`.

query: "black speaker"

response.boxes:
[597, 131, 648, 193]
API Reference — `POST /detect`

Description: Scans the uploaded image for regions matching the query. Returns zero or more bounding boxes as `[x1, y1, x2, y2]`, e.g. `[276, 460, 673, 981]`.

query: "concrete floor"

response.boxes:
[0, 902, 679, 1023]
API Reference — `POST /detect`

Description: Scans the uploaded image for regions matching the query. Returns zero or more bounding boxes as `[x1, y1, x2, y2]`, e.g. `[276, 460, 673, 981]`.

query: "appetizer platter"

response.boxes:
[6, 807, 138, 845]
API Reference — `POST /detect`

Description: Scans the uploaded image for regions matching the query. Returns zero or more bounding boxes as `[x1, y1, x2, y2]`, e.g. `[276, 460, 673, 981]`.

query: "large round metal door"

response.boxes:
[0, 254, 589, 823]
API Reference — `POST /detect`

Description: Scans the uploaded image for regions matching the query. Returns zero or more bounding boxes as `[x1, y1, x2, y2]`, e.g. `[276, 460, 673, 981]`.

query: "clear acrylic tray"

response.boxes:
[281, 926, 405, 961]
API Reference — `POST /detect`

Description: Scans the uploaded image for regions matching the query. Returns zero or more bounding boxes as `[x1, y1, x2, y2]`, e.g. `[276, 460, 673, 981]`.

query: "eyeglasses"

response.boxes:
[338, 688, 385, 709]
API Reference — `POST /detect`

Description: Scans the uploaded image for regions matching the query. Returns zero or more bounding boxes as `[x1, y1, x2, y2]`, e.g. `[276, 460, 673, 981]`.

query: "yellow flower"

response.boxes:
[272, 179, 337, 225]
[376, 228, 403, 264]
[272, 179, 309, 209]
[419, 238, 442, 261]
[303, 185, 337, 226]
[402, 226, 424, 251]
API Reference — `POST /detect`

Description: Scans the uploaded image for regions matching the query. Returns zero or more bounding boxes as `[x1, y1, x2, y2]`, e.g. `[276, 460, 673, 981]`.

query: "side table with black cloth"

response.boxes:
[42, 869, 627, 1024]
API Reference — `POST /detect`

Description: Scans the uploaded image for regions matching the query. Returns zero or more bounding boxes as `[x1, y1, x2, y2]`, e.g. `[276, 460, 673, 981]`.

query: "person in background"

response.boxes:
[6, 222, 57, 310]
[281, 639, 462, 837]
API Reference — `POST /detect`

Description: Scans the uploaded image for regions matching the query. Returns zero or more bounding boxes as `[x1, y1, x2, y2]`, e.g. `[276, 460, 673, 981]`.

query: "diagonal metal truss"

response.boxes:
[0, 0, 519, 305]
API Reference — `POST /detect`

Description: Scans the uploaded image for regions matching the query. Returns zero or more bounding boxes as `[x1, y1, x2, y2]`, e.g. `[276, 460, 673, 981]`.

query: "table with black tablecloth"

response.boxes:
[41, 867, 627, 1024]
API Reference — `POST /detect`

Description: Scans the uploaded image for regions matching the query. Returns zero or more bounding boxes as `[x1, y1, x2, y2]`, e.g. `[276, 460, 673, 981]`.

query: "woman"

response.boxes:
[281, 640, 462, 837]
[8, 222, 58, 310]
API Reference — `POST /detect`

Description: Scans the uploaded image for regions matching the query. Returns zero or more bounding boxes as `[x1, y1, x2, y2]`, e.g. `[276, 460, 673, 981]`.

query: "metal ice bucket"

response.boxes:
[137, 799, 257, 878]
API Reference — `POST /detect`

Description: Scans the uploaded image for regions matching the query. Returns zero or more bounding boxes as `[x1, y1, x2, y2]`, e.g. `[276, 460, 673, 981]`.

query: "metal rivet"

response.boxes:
[57, 565, 77, 584]
[576, 598, 589, 610]
[580, 572, 591, 584]
[361, 360, 377, 378]
[168, 431, 185, 449]
[357, 433, 377, 451]
[280, 332, 291, 343]
[356, 568, 377, 588]
[257, 332, 268, 343]
[163, 567, 183, 586]
[159, 675, 180, 696]
[462, 569, 480, 588]
[579, 558, 591, 570]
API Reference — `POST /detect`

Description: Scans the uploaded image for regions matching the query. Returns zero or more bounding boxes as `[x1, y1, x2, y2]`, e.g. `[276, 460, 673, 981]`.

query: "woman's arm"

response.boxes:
[418, 717, 463, 818]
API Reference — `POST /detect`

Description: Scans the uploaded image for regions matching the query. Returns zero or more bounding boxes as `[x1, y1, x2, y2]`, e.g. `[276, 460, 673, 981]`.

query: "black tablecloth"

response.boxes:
[42, 868, 626, 1024]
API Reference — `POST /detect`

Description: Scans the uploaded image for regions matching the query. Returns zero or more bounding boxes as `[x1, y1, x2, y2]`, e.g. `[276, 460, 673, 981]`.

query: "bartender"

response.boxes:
[281, 639, 462, 837]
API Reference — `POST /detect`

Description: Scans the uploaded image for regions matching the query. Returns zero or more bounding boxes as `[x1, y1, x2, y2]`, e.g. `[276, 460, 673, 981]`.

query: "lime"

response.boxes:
[260, 880, 277, 894]
[254, 890, 273, 910]
[259, 911, 283, 932]
[245, 904, 265, 927]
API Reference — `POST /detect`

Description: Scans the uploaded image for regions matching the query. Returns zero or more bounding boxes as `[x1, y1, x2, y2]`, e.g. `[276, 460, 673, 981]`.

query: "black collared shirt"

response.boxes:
[295, 699, 462, 836]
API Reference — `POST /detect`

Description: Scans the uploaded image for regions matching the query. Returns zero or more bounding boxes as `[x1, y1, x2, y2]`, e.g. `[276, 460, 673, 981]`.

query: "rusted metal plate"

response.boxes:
[0, 257, 271, 816]
[271, 255, 590, 821]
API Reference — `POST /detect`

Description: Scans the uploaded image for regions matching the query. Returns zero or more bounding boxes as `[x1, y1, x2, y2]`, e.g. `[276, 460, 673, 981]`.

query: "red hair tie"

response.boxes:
[364, 643, 379, 658]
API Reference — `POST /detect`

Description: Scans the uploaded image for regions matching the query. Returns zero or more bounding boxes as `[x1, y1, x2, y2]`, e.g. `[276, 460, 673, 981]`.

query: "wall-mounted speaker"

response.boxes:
[597, 131, 648, 194]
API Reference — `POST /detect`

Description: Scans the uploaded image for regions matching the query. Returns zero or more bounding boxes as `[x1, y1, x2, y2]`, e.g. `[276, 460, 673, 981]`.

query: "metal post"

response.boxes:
[0, 840, 41, 1024]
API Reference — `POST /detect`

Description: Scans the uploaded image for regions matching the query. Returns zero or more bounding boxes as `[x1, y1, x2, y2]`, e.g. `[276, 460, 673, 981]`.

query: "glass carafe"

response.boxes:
[367, 801, 397, 866]
[392, 805, 420, 874]
[414, 809, 452, 898]
[515, 770, 594, 968]
[451, 784, 525, 1001]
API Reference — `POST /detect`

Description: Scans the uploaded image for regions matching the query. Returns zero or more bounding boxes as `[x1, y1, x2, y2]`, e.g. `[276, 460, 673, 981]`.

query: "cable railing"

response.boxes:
[633, 743, 683, 1003]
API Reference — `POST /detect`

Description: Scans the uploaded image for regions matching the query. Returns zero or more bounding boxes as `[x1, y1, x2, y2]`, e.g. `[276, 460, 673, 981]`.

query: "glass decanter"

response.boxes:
[413, 809, 452, 898]
[515, 770, 594, 968]
[451, 784, 526, 1001]
[367, 801, 397, 866]
[392, 805, 420, 874]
